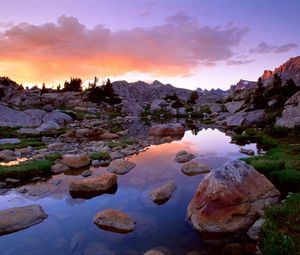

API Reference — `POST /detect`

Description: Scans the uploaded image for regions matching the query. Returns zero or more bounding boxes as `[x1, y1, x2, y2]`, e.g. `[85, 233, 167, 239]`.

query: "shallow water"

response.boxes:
[0, 128, 257, 255]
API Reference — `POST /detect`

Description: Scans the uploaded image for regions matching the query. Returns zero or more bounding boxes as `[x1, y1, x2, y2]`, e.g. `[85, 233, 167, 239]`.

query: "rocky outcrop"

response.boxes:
[150, 181, 177, 204]
[69, 173, 117, 198]
[276, 90, 300, 128]
[226, 110, 266, 127]
[0, 205, 47, 236]
[62, 154, 90, 168]
[107, 159, 136, 175]
[181, 162, 211, 175]
[188, 160, 280, 234]
[93, 209, 136, 233]
[149, 124, 185, 137]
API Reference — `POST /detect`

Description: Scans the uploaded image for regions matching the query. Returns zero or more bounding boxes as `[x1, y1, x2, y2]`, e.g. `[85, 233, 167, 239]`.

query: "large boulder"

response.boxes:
[69, 173, 117, 198]
[226, 110, 266, 127]
[93, 209, 136, 233]
[0, 104, 34, 127]
[275, 90, 300, 128]
[149, 123, 185, 136]
[225, 100, 246, 113]
[0, 205, 47, 235]
[42, 111, 72, 125]
[107, 159, 136, 175]
[36, 121, 60, 132]
[188, 160, 280, 234]
[62, 154, 90, 168]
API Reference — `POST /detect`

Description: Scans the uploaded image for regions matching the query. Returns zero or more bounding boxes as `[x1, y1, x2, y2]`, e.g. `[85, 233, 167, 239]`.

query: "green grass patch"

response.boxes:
[0, 159, 53, 180]
[90, 151, 110, 160]
[106, 137, 138, 149]
[45, 152, 62, 161]
[0, 138, 45, 150]
[262, 193, 300, 255]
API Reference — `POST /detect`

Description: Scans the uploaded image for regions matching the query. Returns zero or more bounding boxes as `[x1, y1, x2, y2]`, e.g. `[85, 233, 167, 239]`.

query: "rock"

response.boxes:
[43, 104, 55, 112]
[61, 154, 90, 168]
[144, 250, 165, 255]
[51, 163, 69, 174]
[107, 159, 136, 175]
[109, 151, 124, 160]
[81, 169, 93, 177]
[0, 205, 48, 235]
[276, 90, 300, 128]
[100, 132, 120, 139]
[225, 100, 246, 113]
[226, 110, 266, 127]
[36, 121, 60, 132]
[0, 149, 14, 160]
[239, 148, 255, 156]
[0, 182, 6, 189]
[175, 150, 196, 163]
[17, 127, 40, 135]
[91, 160, 99, 166]
[0, 104, 36, 127]
[27, 186, 49, 196]
[150, 181, 177, 204]
[0, 138, 20, 144]
[93, 209, 136, 233]
[47, 142, 64, 150]
[76, 128, 91, 137]
[69, 173, 117, 198]
[42, 111, 73, 125]
[188, 160, 280, 234]
[149, 123, 185, 136]
[5, 178, 20, 184]
[181, 162, 211, 175]
[247, 218, 265, 240]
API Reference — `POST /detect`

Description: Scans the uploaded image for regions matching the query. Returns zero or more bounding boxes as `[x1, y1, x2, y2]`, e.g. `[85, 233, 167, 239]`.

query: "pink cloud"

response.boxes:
[250, 42, 298, 54]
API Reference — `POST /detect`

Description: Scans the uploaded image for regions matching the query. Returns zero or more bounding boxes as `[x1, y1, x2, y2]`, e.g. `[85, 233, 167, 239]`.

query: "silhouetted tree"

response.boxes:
[253, 78, 267, 109]
[57, 84, 61, 92]
[187, 91, 199, 104]
[41, 83, 47, 94]
[63, 78, 82, 92]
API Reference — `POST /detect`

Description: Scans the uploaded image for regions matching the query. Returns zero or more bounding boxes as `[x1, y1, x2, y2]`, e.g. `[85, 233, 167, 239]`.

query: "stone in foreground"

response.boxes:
[175, 150, 196, 163]
[93, 209, 135, 233]
[188, 160, 280, 234]
[149, 124, 185, 137]
[62, 154, 90, 168]
[181, 162, 211, 176]
[150, 181, 177, 204]
[69, 173, 117, 199]
[0, 205, 47, 236]
[107, 159, 136, 175]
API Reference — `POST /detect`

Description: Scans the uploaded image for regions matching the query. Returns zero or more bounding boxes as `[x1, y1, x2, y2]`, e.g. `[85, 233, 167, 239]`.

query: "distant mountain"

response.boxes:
[261, 56, 300, 84]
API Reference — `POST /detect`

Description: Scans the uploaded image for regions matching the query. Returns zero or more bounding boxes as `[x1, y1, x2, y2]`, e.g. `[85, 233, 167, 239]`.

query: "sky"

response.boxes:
[0, 0, 299, 90]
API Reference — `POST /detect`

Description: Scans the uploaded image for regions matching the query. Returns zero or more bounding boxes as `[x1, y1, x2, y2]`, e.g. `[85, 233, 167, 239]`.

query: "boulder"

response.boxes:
[175, 150, 196, 163]
[93, 209, 136, 233]
[100, 132, 120, 139]
[150, 181, 177, 204]
[51, 163, 69, 174]
[107, 159, 136, 175]
[149, 123, 185, 137]
[36, 121, 60, 132]
[61, 154, 90, 168]
[226, 110, 266, 127]
[69, 173, 117, 198]
[42, 111, 72, 125]
[0, 104, 35, 127]
[247, 218, 265, 240]
[181, 162, 211, 175]
[275, 90, 300, 128]
[225, 100, 246, 113]
[0, 205, 47, 235]
[188, 160, 280, 234]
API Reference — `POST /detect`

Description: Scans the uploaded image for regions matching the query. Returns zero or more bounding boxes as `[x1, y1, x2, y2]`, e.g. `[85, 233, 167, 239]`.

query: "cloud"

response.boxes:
[250, 42, 298, 54]
[0, 14, 249, 84]
[140, 11, 151, 17]
[226, 59, 255, 65]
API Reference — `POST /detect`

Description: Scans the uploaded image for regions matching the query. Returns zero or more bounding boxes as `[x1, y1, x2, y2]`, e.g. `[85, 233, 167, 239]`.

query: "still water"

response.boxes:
[0, 128, 257, 255]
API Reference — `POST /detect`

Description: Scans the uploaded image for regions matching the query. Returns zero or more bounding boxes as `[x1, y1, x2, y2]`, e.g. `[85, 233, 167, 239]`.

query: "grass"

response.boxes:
[90, 151, 110, 160]
[0, 159, 53, 180]
[261, 193, 300, 255]
[106, 137, 138, 149]
[45, 152, 62, 161]
[0, 138, 45, 150]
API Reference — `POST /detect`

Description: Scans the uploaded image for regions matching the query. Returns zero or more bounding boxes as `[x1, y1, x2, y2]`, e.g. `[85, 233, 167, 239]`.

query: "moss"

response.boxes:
[90, 151, 110, 160]
[0, 138, 45, 150]
[262, 193, 300, 255]
[106, 137, 138, 149]
[0, 159, 53, 180]
[45, 152, 62, 161]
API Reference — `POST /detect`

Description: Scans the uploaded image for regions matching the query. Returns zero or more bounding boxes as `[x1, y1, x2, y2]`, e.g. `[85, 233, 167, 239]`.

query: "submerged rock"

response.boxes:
[69, 173, 117, 199]
[181, 162, 211, 175]
[62, 154, 90, 168]
[149, 123, 185, 137]
[175, 150, 196, 163]
[150, 181, 177, 204]
[0, 205, 47, 235]
[93, 209, 136, 233]
[239, 148, 255, 156]
[188, 160, 280, 234]
[107, 159, 136, 175]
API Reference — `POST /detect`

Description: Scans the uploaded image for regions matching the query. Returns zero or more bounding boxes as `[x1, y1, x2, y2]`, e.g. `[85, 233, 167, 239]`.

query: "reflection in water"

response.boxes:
[0, 128, 257, 254]
[0, 157, 28, 166]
